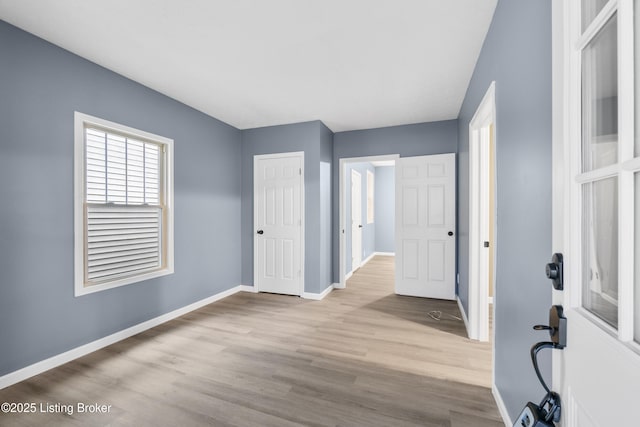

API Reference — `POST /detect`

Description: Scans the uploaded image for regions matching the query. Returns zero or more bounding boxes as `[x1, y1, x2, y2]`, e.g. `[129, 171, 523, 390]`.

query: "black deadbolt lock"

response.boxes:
[545, 253, 563, 291]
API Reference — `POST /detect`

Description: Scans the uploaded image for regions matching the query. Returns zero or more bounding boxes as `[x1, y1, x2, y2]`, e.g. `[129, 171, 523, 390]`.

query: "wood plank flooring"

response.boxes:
[0, 256, 503, 426]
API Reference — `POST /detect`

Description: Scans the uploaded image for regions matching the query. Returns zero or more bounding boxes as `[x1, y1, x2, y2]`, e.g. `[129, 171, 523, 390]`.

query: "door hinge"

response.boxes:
[484, 241, 490, 248]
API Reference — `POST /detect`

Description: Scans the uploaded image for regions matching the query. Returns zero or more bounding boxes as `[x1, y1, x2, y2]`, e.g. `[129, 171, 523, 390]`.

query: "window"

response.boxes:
[74, 112, 173, 296]
[367, 170, 374, 224]
[570, 0, 639, 344]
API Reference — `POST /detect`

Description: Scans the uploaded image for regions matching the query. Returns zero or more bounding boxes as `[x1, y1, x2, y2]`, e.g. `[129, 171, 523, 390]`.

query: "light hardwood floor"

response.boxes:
[0, 256, 503, 427]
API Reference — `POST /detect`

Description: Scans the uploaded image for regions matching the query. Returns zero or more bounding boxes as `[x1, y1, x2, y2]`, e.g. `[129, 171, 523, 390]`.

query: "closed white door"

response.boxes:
[395, 154, 456, 300]
[351, 169, 362, 271]
[254, 152, 303, 296]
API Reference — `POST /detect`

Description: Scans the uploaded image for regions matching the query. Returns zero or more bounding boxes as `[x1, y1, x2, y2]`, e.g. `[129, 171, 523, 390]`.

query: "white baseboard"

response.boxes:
[456, 296, 471, 339]
[492, 383, 512, 426]
[361, 252, 376, 266]
[302, 284, 334, 301]
[375, 251, 395, 256]
[332, 282, 345, 289]
[358, 251, 395, 270]
[344, 252, 394, 285]
[0, 285, 245, 390]
[240, 285, 258, 293]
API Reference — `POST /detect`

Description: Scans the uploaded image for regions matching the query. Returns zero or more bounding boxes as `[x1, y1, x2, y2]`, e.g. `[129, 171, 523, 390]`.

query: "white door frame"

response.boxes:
[338, 154, 399, 288]
[468, 81, 496, 342]
[253, 151, 305, 296]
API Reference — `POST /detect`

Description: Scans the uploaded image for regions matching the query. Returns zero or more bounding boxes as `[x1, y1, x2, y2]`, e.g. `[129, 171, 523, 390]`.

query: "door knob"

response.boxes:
[358, 224, 363, 228]
[256, 230, 264, 235]
[448, 231, 454, 236]
[545, 253, 563, 290]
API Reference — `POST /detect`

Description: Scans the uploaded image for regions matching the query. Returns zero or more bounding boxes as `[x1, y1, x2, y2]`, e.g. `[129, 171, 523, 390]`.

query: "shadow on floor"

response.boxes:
[363, 294, 469, 338]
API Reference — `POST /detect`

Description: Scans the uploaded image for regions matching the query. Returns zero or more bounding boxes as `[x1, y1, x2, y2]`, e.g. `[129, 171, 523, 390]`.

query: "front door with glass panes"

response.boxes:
[554, 0, 640, 425]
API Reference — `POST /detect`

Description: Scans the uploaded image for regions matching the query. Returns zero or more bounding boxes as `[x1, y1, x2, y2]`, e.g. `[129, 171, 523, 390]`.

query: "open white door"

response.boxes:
[351, 169, 362, 271]
[395, 153, 456, 300]
[552, 1, 640, 425]
[254, 152, 303, 296]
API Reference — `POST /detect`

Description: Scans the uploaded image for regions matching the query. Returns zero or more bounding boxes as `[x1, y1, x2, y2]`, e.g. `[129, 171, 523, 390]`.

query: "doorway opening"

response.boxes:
[338, 155, 399, 288]
[351, 169, 363, 272]
[468, 81, 497, 343]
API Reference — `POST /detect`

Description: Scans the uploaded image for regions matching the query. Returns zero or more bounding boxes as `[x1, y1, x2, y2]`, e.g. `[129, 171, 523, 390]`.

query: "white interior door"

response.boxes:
[395, 153, 456, 300]
[351, 169, 362, 271]
[553, 1, 640, 426]
[254, 152, 303, 296]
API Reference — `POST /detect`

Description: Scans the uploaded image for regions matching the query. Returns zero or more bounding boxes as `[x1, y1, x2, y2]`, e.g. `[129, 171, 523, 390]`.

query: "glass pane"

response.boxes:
[582, 177, 618, 328]
[582, 0, 608, 31]
[634, 172, 640, 343]
[582, 14, 618, 172]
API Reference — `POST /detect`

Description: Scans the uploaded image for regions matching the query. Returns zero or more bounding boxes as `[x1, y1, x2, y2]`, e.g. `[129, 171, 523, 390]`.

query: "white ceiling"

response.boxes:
[0, 0, 497, 132]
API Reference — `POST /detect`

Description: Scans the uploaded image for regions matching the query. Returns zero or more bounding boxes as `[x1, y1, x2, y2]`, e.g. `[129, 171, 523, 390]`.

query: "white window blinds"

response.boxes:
[86, 205, 161, 282]
[85, 128, 160, 205]
[84, 127, 163, 285]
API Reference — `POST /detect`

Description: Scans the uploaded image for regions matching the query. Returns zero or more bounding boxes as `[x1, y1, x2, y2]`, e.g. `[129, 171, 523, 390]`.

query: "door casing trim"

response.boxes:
[468, 81, 496, 344]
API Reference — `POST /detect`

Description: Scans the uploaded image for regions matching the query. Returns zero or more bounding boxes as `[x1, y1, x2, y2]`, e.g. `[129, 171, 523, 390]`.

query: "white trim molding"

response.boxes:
[361, 252, 376, 267]
[456, 296, 471, 338]
[492, 383, 513, 426]
[468, 81, 496, 342]
[346, 252, 396, 283]
[0, 285, 246, 390]
[302, 284, 334, 301]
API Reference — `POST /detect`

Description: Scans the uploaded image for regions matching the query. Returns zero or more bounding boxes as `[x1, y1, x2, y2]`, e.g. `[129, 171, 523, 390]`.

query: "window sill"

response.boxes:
[74, 267, 174, 297]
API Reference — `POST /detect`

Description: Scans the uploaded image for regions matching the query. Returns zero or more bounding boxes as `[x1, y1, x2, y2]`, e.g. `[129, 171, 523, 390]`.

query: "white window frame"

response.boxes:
[74, 112, 174, 296]
[564, 0, 639, 349]
[366, 169, 375, 224]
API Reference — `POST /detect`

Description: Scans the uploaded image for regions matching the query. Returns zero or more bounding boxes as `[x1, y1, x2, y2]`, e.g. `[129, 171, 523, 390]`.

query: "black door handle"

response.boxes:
[257, 230, 264, 235]
[448, 231, 454, 236]
[358, 225, 363, 228]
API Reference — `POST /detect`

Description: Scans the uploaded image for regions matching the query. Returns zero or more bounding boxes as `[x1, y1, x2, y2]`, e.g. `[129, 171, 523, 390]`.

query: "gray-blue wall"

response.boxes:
[0, 21, 242, 376]
[457, 0, 552, 420]
[240, 121, 333, 295]
[374, 166, 395, 253]
[333, 121, 458, 283]
[319, 123, 333, 289]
